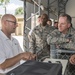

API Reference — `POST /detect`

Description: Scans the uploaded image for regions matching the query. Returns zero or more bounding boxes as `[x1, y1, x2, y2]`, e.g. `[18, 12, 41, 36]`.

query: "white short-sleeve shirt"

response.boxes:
[0, 30, 23, 73]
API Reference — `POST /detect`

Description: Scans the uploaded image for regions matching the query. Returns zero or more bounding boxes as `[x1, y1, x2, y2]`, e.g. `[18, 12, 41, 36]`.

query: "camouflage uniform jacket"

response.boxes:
[47, 27, 75, 50]
[29, 24, 54, 59]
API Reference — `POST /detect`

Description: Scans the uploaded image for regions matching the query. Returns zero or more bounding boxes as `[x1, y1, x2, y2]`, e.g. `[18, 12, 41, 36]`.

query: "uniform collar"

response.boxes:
[40, 24, 48, 28]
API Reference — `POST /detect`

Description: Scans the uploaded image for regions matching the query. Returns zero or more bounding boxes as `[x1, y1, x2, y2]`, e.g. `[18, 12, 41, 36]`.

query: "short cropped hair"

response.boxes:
[59, 13, 72, 24]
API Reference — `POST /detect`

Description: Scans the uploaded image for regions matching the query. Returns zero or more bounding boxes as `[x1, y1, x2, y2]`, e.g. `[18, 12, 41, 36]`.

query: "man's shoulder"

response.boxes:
[12, 37, 19, 43]
[71, 27, 75, 31]
[50, 29, 60, 36]
[52, 29, 59, 33]
[33, 25, 40, 30]
[69, 27, 75, 34]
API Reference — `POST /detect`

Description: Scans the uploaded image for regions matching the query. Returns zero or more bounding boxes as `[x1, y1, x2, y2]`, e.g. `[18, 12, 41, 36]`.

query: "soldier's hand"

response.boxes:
[69, 54, 75, 65]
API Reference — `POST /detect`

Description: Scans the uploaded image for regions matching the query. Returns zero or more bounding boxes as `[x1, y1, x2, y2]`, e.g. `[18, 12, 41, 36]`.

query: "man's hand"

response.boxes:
[20, 52, 36, 60]
[69, 54, 75, 65]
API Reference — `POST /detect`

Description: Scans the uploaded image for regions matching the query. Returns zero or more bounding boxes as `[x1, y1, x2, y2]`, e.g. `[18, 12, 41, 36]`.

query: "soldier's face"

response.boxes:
[37, 17, 41, 25]
[58, 16, 70, 33]
[47, 21, 52, 26]
[40, 15, 48, 26]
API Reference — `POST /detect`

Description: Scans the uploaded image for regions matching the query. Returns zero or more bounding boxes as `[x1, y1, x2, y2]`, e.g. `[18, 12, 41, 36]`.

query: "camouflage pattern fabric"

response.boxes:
[29, 24, 54, 60]
[47, 27, 75, 50]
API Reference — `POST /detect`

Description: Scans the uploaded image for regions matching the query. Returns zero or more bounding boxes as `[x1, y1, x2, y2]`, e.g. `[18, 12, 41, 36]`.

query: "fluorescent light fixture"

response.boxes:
[40, 4, 44, 10]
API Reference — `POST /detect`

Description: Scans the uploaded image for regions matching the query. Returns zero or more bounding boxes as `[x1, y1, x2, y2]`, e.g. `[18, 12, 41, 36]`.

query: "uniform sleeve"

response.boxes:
[47, 30, 69, 45]
[60, 32, 75, 50]
[28, 30, 36, 53]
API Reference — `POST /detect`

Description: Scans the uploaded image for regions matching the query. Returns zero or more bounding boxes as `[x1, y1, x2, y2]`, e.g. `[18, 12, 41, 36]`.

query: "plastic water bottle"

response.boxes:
[50, 44, 57, 59]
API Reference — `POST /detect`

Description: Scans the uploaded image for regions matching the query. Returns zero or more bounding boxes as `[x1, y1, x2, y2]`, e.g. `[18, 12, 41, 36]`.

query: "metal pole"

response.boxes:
[47, 0, 50, 17]
[38, 0, 41, 15]
[23, 0, 27, 51]
[24, 0, 26, 34]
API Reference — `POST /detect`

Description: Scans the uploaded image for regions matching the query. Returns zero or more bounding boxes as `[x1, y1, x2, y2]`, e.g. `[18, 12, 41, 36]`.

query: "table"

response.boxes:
[43, 58, 68, 75]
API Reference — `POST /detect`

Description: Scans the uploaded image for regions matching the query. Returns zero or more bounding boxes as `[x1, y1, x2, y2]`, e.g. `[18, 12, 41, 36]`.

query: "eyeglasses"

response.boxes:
[6, 20, 18, 25]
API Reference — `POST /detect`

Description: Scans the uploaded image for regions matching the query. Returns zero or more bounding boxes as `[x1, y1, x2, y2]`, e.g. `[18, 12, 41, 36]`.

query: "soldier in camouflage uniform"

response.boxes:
[47, 13, 75, 75]
[47, 13, 75, 50]
[28, 13, 54, 61]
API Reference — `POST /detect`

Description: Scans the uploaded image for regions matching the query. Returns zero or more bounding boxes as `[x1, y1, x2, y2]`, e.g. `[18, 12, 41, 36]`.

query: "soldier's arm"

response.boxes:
[29, 30, 36, 53]
[69, 54, 75, 65]
[63, 33, 75, 50]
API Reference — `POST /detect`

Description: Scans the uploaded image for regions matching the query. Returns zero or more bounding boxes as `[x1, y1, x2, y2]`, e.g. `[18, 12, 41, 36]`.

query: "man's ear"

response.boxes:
[68, 23, 71, 28]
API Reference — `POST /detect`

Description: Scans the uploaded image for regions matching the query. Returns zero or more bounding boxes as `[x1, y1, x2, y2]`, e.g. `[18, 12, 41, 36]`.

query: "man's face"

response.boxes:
[58, 16, 70, 33]
[5, 16, 18, 33]
[40, 15, 48, 26]
[37, 17, 41, 25]
[47, 21, 52, 26]
[54, 22, 58, 28]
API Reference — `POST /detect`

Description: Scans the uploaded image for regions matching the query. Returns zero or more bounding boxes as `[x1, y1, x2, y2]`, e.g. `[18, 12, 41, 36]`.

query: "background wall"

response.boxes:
[66, 0, 75, 28]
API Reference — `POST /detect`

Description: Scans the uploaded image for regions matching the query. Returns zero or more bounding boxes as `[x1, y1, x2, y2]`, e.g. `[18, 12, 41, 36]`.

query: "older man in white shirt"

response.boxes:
[0, 14, 36, 74]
